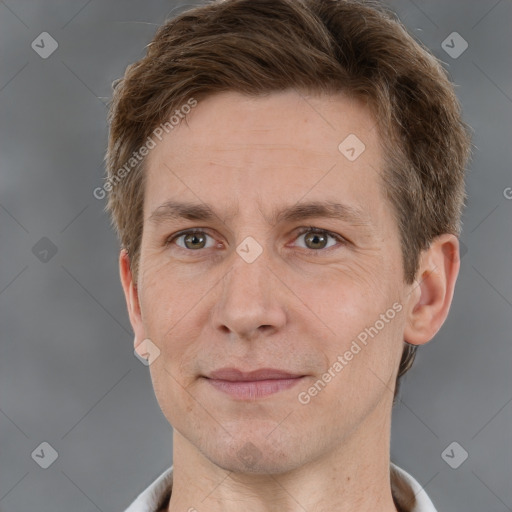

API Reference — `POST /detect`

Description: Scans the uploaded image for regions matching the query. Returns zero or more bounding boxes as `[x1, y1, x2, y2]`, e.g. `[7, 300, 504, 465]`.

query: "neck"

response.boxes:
[167, 399, 398, 512]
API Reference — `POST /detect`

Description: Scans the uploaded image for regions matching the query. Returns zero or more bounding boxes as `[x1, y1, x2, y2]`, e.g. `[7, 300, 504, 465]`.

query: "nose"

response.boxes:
[211, 251, 287, 341]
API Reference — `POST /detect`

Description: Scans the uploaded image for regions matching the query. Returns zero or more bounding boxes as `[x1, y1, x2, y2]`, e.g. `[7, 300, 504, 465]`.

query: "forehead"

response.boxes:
[143, 90, 388, 230]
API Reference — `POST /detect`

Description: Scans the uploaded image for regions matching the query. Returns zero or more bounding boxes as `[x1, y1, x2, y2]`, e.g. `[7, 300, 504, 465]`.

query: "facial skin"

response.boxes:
[120, 90, 460, 512]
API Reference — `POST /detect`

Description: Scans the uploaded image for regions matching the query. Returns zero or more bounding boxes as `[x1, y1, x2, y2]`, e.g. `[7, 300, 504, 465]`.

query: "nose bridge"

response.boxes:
[213, 245, 286, 338]
[228, 248, 271, 300]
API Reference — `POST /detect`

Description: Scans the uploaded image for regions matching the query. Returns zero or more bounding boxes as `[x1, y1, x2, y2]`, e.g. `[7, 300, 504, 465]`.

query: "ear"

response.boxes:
[403, 234, 460, 346]
[119, 249, 146, 349]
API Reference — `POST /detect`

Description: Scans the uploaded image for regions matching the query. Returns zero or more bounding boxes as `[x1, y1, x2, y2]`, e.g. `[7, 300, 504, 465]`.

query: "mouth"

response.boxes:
[203, 368, 306, 400]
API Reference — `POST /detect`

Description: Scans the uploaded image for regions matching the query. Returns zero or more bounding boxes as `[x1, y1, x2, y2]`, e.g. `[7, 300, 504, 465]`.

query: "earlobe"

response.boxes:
[403, 234, 460, 346]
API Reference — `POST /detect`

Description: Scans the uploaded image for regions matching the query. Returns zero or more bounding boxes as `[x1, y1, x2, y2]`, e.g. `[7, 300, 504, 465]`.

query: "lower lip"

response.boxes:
[205, 377, 304, 399]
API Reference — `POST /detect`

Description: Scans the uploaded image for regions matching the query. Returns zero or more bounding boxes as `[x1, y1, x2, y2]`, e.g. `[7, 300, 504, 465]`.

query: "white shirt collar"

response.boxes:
[124, 462, 438, 512]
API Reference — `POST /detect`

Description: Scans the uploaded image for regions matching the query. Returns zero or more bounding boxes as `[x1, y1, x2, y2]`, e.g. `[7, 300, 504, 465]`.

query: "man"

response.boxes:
[104, 1, 472, 510]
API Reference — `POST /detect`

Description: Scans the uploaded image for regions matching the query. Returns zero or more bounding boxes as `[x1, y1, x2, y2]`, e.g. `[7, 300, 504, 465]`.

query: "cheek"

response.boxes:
[137, 267, 198, 385]
[148, 360, 198, 433]
[301, 264, 404, 381]
[138, 256, 208, 332]
[296, 260, 392, 333]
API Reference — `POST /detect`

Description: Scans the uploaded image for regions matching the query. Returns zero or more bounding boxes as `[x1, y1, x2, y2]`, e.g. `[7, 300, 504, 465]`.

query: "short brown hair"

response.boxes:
[104, 0, 472, 399]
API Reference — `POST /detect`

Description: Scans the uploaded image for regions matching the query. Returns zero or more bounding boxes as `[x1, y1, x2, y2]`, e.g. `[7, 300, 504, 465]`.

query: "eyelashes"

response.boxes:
[165, 226, 348, 254]
[289, 226, 347, 251]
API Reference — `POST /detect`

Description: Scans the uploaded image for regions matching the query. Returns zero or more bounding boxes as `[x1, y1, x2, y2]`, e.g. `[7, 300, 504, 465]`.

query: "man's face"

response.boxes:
[129, 90, 412, 473]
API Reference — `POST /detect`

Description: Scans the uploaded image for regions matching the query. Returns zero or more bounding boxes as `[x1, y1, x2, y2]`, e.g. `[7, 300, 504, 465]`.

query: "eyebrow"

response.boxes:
[148, 199, 373, 229]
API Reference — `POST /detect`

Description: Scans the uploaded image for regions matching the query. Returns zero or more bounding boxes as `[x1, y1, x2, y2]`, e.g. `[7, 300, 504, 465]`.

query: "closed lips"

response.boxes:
[206, 368, 305, 381]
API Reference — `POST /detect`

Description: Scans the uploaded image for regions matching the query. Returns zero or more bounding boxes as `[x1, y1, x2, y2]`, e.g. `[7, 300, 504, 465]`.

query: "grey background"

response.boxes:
[0, 0, 511, 510]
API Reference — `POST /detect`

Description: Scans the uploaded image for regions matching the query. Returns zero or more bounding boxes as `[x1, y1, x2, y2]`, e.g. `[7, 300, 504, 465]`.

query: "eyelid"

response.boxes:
[165, 228, 219, 249]
[292, 226, 348, 249]
[165, 226, 348, 252]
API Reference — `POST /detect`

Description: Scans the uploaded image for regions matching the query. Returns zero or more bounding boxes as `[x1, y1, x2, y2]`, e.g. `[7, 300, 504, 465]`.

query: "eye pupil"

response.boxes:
[174, 228, 339, 253]
[184, 232, 206, 249]
[305, 231, 327, 249]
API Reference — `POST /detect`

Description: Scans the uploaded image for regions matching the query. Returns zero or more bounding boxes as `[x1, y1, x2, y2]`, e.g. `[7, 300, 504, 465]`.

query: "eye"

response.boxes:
[165, 227, 347, 253]
[292, 226, 346, 252]
[167, 229, 218, 251]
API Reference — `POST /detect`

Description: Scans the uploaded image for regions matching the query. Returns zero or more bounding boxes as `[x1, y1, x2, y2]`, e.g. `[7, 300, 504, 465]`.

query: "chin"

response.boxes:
[203, 430, 305, 475]
[213, 452, 301, 476]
